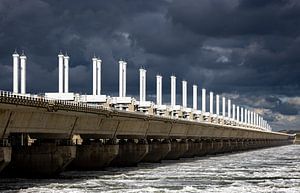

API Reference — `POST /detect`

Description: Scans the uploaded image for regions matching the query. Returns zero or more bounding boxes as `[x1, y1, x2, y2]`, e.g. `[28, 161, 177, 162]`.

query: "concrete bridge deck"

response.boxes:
[0, 91, 295, 177]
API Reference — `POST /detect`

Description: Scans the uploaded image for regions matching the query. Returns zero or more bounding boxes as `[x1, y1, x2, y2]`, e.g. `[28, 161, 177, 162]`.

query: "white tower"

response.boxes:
[182, 80, 187, 107]
[232, 104, 235, 120]
[92, 57, 97, 95]
[12, 51, 19, 93]
[58, 52, 64, 93]
[64, 54, 70, 93]
[156, 75, 162, 105]
[237, 106, 240, 122]
[248, 110, 251, 125]
[241, 107, 244, 123]
[139, 68, 146, 102]
[170, 75, 176, 106]
[96, 58, 102, 95]
[20, 52, 27, 94]
[209, 92, 213, 114]
[119, 60, 127, 97]
[245, 109, 248, 124]
[202, 88, 206, 113]
[192, 85, 197, 110]
[228, 99, 231, 118]
[222, 97, 226, 117]
[216, 94, 220, 116]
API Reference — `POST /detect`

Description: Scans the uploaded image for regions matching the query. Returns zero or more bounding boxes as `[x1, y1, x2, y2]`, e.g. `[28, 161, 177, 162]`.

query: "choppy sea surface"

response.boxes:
[0, 145, 299, 193]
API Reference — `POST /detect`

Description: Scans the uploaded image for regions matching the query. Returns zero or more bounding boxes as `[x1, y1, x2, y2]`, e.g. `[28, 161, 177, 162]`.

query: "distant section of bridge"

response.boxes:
[0, 51, 295, 177]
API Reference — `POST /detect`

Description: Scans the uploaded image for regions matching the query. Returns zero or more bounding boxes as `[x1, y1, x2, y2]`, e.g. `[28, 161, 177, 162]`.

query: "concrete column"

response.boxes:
[209, 92, 213, 114]
[182, 80, 187, 108]
[142, 139, 171, 163]
[119, 61, 127, 97]
[216, 94, 220, 115]
[58, 52, 64, 93]
[64, 55, 70, 93]
[237, 106, 240, 122]
[156, 75, 162, 105]
[222, 97, 226, 117]
[248, 110, 250, 125]
[171, 76, 176, 107]
[202, 88, 206, 113]
[110, 139, 148, 167]
[96, 59, 102, 95]
[241, 107, 244, 123]
[245, 109, 248, 125]
[92, 57, 97, 95]
[232, 104, 235, 121]
[69, 142, 119, 170]
[193, 85, 197, 110]
[6, 143, 76, 177]
[139, 68, 146, 102]
[164, 139, 188, 160]
[0, 147, 11, 173]
[20, 53, 27, 94]
[12, 51, 19, 93]
[182, 140, 199, 158]
[228, 99, 231, 118]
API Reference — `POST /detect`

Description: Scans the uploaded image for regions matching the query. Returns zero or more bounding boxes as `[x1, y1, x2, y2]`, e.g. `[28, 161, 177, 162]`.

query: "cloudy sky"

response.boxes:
[0, 0, 300, 131]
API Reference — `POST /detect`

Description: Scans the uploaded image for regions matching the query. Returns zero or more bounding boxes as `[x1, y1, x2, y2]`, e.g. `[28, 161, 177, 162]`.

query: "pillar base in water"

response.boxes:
[182, 140, 201, 158]
[164, 140, 188, 160]
[142, 140, 171, 163]
[69, 142, 119, 170]
[0, 147, 11, 173]
[4, 144, 76, 177]
[110, 140, 149, 167]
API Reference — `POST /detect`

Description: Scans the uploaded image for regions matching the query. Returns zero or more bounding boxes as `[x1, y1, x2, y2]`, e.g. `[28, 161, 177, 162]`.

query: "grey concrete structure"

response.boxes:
[0, 91, 295, 177]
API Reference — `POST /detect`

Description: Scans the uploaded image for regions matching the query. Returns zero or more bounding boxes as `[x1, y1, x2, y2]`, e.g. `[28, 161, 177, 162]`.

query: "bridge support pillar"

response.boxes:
[110, 139, 149, 167]
[142, 139, 171, 163]
[4, 141, 76, 177]
[164, 139, 188, 160]
[68, 140, 119, 170]
[195, 140, 210, 156]
[182, 140, 200, 158]
[0, 146, 11, 173]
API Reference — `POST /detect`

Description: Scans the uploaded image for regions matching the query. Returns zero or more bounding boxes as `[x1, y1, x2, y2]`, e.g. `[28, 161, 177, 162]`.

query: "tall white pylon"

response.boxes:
[64, 54, 69, 93]
[119, 60, 127, 97]
[182, 80, 187, 108]
[139, 68, 146, 102]
[20, 52, 27, 94]
[92, 56, 97, 95]
[156, 75, 162, 105]
[202, 88, 206, 113]
[170, 75, 176, 106]
[12, 51, 19, 93]
[209, 92, 214, 114]
[193, 85, 197, 110]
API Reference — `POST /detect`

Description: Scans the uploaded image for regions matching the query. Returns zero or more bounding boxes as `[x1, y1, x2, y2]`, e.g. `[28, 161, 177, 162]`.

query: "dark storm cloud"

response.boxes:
[0, 0, 300, 130]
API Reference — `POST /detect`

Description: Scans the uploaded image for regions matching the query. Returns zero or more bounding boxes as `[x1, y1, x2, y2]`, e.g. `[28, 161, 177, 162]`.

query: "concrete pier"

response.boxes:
[142, 139, 171, 163]
[182, 140, 201, 158]
[69, 141, 119, 170]
[4, 143, 76, 177]
[0, 147, 11, 173]
[110, 139, 149, 167]
[164, 139, 189, 160]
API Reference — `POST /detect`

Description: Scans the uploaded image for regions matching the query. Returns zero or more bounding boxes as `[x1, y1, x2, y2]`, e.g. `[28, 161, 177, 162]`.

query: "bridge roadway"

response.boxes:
[0, 92, 295, 177]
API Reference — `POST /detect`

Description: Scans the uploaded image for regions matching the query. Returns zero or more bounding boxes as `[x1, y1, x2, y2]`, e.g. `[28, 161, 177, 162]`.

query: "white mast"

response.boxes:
[12, 51, 19, 93]
[97, 58, 102, 95]
[171, 75, 176, 106]
[64, 54, 69, 93]
[182, 80, 187, 107]
[156, 75, 162, 105]
[192, 85, 197, 110]
[20, 52, 27, 94]
[139, 68, 146, 102]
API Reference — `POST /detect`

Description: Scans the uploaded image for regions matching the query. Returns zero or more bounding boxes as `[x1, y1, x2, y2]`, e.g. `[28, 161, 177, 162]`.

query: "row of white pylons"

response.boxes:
[10, 51, 272, 131]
